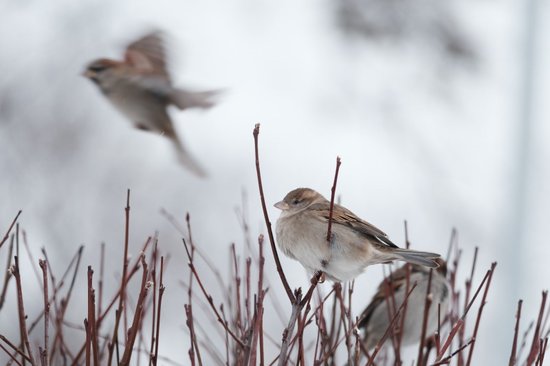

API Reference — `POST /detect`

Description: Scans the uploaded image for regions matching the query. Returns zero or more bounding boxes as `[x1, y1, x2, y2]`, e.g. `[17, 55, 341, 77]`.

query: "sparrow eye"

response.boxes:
[89, 64, 107, 73]
[292, 199, 300, 205]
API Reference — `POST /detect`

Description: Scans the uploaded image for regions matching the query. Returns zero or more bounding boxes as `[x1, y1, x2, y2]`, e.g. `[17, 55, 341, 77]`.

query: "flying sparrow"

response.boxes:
[83, 31, 220, 176]
[274, 188, 441, 282]
[358, 260, 450, 350]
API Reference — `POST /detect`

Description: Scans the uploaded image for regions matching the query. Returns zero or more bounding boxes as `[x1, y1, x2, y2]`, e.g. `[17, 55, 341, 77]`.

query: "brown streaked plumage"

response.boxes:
[83, 31, 221, 177]
[274, 188, 441, 282]
[358, 259, 450, 350]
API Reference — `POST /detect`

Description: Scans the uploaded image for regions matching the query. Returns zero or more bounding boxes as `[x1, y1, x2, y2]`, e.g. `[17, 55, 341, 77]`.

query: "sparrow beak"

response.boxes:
[82, 69, 95, 79]
[274, 201, 290, 210]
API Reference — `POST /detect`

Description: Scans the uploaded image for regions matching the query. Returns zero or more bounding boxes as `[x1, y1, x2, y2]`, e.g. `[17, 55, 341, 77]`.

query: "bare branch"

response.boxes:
[509, 300, 523, 366]
[0, 210, 21, 248]
[253, 123, 294, 302]
[326, 157, 342, 242]
[12, 256, 37, 365]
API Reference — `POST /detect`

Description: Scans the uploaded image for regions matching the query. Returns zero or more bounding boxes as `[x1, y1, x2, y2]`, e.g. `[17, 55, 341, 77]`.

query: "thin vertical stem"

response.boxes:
[0, 210, 21, 248]
[253, 124, 294, 302]
[326, 157, 341, 242]
[152, 257, 165, 366]
[39, 260, 49, 366]
[465, 262, 497, 366]
[12, 256, 37, 365]
[107, 190, 131, 366]
[509, 300, 523, 366]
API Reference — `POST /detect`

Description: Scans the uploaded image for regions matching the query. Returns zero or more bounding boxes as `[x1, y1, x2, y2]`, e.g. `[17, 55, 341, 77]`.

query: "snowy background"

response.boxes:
[0, 0, 548, 364]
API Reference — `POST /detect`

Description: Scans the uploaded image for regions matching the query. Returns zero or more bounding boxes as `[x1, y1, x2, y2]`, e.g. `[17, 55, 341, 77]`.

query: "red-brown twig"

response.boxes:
[230, 243, 244, 343]
[0, 342, 23, 366]
[254, 235, 267, 366]
[246, 258, 252, 330]
[72, 238, 152, 366]
[107, 189, 132, 366]
[0, 334, 31, 364]
[458, 247, 478, 365]
[431, 338, 475, 365]
[509, 300, 523, 366]
[348, 282, 356, 364]
[327, 284, 340, 361]
[153, 256, 165, 366]
[120, 255, 150, 366]
[234, 196, 288, 325]
[184, 305, 197, 366]
[538, 337, 548, 365]
[12, 256, 37, 365]
[297, 273, 327, 365]
[44, 245, 82, 363]
[148, 241, 158, 366]
[366, 283, 419, 366]
[98, 243, 105, 322]
[517, 330, 532, 366]
[299, 287, 339, 364]
[436, 302, 442, 356]
[331, 283, 351, 364]
[0, 210, 21, 248]
[464, 262, 497, 366]
[39, 259, 50, 366]
[84, 319, 91, 366]
[184, 219, 202, 366]
[396, 221, 412, 360]
[160, 209, 234, 310]
[0, 234, 15, 310]
[86, 266, 99, 365]
[181, 237, 246, 348]
[312, 297, 324, 363]
[278, 289, 304, 366]
[326, 156, 341, 242]
[22, 230, 42, 288]
[248, 235, 267, 366]
[435, 263, 495, 362]
[219, 305, 230, 364]
[377, 268, 399, 357]
[417, 269, 434, 366]
[186, 214, 205, 366]
[527, 291, 548, 365]
[253, 124, 294, 302]
[30, 245, 83, 364]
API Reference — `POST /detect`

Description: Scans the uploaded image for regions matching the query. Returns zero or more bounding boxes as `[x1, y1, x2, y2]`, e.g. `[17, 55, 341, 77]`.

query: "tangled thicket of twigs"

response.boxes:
[0, 125, 548, 365]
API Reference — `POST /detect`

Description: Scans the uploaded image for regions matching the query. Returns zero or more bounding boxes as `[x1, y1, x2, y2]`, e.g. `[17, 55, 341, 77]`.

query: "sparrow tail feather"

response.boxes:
[171, 138, 207, 178]
[170, 89, 222, 110]
[390, 248, 440, 268]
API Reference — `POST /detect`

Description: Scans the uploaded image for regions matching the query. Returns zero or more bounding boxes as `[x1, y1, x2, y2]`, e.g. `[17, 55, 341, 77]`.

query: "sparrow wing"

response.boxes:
[358, 265, 413, 329]
[309, 202, 399, 248]
[125, 31, 169, 78]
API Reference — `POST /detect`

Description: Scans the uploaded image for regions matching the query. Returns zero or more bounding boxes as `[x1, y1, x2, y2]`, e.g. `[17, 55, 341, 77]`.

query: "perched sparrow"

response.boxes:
[274, 188, 440, 282]
[358, 260, 450, 350]
[83, 31, 220, 177]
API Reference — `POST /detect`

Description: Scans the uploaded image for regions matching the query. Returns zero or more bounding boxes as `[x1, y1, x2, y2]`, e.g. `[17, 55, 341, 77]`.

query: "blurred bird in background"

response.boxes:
[335, 0, 476, 64]
[83, 31, 221, 177]
[358, 259, 450, 350]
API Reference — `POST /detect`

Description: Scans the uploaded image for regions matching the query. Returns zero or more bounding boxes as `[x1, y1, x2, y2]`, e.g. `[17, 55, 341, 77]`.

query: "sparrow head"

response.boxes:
[274, 188, 324, 212]
[83, 59, 121, 88]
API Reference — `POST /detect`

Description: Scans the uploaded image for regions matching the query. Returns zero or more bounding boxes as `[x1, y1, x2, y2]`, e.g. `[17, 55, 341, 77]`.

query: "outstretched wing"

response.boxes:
[124, 31, 169, 78]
